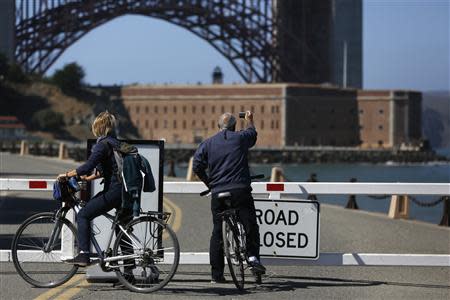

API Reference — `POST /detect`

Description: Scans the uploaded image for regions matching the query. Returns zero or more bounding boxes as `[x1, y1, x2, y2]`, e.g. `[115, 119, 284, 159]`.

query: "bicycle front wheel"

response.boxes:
[113, 217, 180, 293]
[11, 212, 79, 288]
[222, 219, 245, 290]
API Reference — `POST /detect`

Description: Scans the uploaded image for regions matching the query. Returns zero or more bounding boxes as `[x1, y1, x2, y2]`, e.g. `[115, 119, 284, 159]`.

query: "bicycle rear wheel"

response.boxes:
[113, 216, 180, 293]
[11, 212, 79, 288]
[222, 219, 244, 290]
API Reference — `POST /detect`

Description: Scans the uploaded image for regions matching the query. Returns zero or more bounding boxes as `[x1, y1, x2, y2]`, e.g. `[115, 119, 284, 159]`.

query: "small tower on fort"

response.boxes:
[212, 66, 223, 84]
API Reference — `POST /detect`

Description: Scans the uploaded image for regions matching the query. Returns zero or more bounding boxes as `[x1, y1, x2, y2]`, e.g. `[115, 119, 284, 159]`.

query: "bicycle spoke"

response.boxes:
[12, 213, 78, 288]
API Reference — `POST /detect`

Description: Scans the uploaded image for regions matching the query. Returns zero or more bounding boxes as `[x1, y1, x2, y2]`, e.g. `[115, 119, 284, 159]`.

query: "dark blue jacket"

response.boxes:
[193, 125, 257, 193]
[76, 135, 121, 191]
[122, 153, 156, 216]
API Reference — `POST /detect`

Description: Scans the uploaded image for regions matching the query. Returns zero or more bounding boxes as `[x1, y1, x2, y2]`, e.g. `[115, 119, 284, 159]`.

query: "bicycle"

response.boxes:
[200, 174, 265, 290]
[11, 177, 180, 293]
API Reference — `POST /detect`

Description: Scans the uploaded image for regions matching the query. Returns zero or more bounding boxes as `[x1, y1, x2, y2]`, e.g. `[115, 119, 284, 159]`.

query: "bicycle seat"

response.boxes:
[217, 192, 231, 199]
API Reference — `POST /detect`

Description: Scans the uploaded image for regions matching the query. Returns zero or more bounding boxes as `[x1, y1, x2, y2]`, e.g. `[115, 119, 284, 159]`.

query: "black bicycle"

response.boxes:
[200, 174, 265, 290]
[11, 178, 180, 293]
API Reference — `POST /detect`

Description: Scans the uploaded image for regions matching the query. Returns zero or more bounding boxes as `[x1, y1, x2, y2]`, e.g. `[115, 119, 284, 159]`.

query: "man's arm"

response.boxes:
[193, 142, 209, 187]
[240, 111, 257, 148]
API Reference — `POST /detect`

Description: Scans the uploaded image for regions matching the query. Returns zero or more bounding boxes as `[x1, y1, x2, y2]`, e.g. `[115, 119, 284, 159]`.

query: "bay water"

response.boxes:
[169, 156, 449, 225]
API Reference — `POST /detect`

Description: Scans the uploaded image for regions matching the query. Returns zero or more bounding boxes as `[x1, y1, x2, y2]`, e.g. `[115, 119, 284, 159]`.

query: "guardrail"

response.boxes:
[1, 179, 450, 266]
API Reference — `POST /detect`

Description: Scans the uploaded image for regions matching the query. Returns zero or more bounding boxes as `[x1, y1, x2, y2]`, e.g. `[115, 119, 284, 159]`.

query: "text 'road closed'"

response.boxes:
[254, 200, 320, 259]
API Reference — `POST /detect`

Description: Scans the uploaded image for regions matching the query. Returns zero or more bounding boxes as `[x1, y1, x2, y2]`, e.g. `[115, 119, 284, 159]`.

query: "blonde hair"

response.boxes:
[91, 111, 116, 137]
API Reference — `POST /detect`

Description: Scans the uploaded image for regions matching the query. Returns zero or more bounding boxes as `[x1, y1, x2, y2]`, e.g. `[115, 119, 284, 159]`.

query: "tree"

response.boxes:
[51, 62, 85, 94]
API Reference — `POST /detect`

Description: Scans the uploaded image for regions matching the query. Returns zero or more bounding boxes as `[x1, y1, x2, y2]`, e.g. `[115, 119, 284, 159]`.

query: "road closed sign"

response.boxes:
[255, 199, 320, 259]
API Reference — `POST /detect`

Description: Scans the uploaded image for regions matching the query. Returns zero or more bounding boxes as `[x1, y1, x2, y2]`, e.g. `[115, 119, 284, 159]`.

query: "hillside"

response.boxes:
[0, 81, 138, 141]
[422, 91, 450, 148]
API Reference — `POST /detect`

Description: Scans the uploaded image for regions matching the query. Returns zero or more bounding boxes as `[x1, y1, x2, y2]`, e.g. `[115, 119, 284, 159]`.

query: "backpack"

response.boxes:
[102, 140, 156, 195]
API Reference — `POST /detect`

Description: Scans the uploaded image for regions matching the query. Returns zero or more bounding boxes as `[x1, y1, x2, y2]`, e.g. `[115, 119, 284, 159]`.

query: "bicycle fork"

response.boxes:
[44, 218, 63, 253]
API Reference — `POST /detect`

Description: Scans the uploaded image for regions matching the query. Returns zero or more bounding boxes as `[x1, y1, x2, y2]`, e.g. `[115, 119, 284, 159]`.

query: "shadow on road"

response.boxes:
[0, 196, 59, 224]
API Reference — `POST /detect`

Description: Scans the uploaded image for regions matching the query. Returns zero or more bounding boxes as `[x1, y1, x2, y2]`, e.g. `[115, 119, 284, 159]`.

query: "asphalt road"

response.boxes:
[0, 153, 449, 299]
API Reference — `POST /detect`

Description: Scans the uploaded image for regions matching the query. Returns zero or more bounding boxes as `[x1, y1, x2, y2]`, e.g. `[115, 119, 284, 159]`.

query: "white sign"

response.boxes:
[255, 199, 320, 259]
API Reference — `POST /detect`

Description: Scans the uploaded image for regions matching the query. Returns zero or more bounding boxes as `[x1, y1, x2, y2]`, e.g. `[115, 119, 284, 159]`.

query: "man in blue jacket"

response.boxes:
[193, 111, 265, 283]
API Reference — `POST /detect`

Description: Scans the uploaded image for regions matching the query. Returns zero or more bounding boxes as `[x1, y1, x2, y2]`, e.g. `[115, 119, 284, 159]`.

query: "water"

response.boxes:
[167, 162, 450, 225]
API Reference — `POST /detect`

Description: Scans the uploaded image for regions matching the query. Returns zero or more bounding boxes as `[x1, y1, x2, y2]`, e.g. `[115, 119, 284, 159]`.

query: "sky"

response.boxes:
[46, 0, 449, 92]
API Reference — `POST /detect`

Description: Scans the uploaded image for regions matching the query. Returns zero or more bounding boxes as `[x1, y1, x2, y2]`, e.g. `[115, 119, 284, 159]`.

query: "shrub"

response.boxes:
[32, 109, 65, 131]
[51, 62, 85, 95]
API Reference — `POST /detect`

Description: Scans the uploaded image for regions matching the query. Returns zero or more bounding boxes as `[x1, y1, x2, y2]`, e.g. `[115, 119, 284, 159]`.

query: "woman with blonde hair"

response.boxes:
[57, 111, 131, 267]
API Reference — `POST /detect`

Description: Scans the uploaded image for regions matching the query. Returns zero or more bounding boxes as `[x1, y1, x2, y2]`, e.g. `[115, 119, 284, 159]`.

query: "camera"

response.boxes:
[238, 112, 246, 118]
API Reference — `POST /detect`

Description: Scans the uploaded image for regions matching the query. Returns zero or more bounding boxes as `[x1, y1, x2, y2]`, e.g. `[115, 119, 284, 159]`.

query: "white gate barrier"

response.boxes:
[1, 178, 449, 266]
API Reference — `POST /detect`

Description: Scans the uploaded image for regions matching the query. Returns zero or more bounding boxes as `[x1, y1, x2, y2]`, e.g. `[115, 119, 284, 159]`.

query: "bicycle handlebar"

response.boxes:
[199, 174, 265, 196]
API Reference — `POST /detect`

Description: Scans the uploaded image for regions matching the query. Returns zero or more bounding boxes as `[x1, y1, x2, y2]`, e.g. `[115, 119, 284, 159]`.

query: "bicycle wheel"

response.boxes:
[222, 219, 244, 290]
[113, 216, 180, 293]
[11, 212, 79, 288]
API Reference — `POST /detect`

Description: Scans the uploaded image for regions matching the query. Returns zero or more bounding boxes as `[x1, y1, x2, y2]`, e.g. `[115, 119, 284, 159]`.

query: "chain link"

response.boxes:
[409, 196, 446, 207]
[367, 195, 390, 200]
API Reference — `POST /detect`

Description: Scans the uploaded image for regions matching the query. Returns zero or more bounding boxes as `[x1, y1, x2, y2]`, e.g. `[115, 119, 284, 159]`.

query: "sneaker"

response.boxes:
[211, 276, 227, 284]
[248, 258, 266, 274]
[62, 253, 90, 267]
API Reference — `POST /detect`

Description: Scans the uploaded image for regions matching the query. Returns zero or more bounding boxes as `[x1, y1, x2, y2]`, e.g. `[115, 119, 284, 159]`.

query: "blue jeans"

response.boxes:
[77, 184, 122, 252]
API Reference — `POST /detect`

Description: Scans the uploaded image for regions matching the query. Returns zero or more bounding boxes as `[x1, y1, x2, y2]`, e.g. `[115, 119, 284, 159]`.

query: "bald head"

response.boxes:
[218, 113, 236, 131]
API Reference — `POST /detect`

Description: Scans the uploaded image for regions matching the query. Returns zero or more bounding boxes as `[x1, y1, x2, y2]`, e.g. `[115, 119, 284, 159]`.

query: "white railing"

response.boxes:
[1, 178, 449, 266]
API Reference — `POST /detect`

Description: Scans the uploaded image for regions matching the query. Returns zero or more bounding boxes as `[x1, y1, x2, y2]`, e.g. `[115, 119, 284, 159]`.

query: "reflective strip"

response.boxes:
[266, 183, 284, 191]
[29, 181, 47, 189]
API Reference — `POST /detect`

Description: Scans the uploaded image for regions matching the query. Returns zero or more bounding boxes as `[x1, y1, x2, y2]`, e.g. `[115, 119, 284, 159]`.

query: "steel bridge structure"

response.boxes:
[14, 0, 312, 83]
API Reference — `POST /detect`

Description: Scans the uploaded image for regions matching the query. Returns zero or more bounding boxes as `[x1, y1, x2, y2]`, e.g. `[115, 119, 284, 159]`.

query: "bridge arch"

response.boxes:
[15, 0, 277, 83]
[46, 15, 242, 84]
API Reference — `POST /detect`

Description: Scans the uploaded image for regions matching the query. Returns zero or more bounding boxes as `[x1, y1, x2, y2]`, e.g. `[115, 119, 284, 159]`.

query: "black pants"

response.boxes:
[77, 184, 132, 253]
[210, 187, 260, 279]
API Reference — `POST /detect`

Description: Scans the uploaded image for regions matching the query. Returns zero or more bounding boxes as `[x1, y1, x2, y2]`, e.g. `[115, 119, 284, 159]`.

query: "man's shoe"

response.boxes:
[248, 258, 266, 274]
[62, 253, 90, 267]
[211, 276, 226, 284]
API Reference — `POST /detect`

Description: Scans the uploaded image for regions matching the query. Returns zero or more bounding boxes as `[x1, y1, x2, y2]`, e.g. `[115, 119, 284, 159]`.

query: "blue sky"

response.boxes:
[46, 0, 449, 91]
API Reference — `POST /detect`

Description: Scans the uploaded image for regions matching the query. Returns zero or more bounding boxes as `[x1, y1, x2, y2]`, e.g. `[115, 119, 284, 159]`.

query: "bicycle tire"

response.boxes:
[11, 212, 79, 288]
[113, 216, 180, 293]
[222, 219, 244, 290]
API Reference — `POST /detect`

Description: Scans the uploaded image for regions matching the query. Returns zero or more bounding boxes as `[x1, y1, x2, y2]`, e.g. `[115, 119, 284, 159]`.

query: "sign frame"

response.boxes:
[254, 199, 320, 260]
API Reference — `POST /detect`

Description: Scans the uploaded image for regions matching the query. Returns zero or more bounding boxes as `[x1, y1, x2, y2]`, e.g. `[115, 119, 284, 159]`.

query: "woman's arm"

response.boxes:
[57, 142, 107, 181]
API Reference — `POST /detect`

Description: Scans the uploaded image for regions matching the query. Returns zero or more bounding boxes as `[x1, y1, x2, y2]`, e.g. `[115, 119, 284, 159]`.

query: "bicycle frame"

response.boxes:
[46, 201, 143, 266]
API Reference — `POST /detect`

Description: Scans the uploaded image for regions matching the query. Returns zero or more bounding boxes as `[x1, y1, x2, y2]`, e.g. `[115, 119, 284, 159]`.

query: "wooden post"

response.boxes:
[186, 157, 199, 181]
[388, 195, 409, 219]
[20, 140, 29, 156]
[270, 166, 284, 182]
[59, 142, 68, 160]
